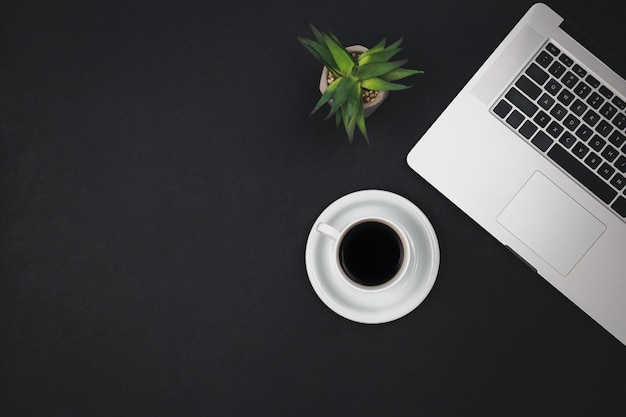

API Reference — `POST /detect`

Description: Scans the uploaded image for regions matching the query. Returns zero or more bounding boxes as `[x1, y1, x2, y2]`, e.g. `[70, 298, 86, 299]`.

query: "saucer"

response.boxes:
[305, 189, 440, 323]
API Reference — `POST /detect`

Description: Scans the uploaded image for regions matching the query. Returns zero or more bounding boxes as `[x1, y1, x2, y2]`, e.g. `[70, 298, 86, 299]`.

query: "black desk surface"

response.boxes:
[2, 0, 625, 415]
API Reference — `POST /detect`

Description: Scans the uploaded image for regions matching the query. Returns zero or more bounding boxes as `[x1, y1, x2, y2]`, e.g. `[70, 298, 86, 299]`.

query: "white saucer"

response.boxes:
[305, 189, 440, 323]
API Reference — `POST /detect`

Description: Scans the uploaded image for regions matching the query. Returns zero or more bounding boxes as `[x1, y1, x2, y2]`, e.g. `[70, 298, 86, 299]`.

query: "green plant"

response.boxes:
[297, 24, 423, 144]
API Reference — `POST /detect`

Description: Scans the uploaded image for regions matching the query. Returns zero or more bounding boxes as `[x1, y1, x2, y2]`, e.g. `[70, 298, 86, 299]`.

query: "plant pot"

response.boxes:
[318, 45, 389, 118]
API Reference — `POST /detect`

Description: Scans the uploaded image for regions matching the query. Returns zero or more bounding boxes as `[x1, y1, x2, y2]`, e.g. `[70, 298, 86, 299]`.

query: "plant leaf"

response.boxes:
[361, 77, 411, 91]
[362, 38, 386, 55]
[307, 23, 325, 44]
[340, 81, 361, 142]
[356, 60, 407, 80]
[297, 37, 340, 74]
[335, 109, 342, 126]
[358, 47, 402, 65]
[355, 38, 384, 62]
[346, 96, 362, 138]
[386, 37, 404, 50]
[379, 68, 423, 81]
[328, 32, 344, 48]
[310, 76, 340, 115]
[297, 37, 323, 61]
[323, 34, 354, 75]
[339, 83, 365, 143]
[341, 104, 356, 143]
[325, 77, 357, 119]
[355, 104, 369, 144]
[345, 81, 360, 120]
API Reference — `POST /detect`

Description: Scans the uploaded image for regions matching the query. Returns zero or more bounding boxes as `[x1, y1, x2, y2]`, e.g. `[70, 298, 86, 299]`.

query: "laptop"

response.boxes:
[406, 3, 626, 345]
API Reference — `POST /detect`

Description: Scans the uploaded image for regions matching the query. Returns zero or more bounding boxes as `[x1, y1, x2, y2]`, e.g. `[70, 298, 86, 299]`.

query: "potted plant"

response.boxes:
[298, 24, 423, 144]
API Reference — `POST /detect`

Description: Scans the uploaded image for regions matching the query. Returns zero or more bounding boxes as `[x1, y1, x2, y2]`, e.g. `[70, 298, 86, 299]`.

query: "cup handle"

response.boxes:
[316, 222, 341, 241]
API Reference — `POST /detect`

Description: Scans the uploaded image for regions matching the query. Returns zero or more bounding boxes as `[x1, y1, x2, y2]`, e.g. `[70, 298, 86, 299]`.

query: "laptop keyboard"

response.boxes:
[492, 41, 626, 222]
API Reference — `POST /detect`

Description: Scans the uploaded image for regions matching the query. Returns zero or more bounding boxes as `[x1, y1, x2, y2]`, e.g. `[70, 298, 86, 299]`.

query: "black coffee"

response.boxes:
[338, 221, 404, 286]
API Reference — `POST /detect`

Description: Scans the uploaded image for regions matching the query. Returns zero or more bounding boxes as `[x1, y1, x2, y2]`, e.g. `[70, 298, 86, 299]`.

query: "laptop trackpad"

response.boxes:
[497, 172, 606, 276]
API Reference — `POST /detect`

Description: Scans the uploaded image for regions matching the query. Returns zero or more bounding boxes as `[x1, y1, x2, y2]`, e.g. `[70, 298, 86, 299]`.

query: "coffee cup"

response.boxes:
[316, 217, 410, 291]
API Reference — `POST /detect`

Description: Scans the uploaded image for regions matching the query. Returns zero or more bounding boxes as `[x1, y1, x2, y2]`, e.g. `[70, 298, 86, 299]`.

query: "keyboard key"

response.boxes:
[575, 124, 594, 141]
[557, 93, 574, 109]
[601, 145, 619, 162]
[525, 63, 549, 85]
[538, 93, 556, 109]
[493, 100, 512, 118]
[582, 110, 600, 127]
[570, 99, 588, 116]
[505, 88, 538, 117]
[515, 75, 541, 99]
[548, 62, 566, 78]
[545, 79, 562, 95]
[586, 92, 604, 109]
[608, 131, 626, 148]
[532, 131, 553, 151]
[559, 132, 576, 148]
[547, 144, 618, 203]
[519, 120, 538, 139]
[600, 102, 617, 119]
[506, 110, 524, 128]
[589, 135, 606, 152]
[536, 51, 553, 68]
[562, 71, 578, 88]
[534, 111, 550, 127]
[563, 114, 581, 131]
[584, 152, 602, 169]
[613, 113, 626, 130]
[559, 53, 574, 66]
[614, 155, 626, 173]
[547, 121, 565, 137]
[585, 74, 600, 88]
[595, 120, 613, 137]
[599, 162, 616, 180]
[572, 64, 587, 78]
[550, 103, 567, 120]
[599, 85, 614, 99]
[612, 196, 626, 217]
[546, 43, 560, 55]
[610, 173, 626, 191]
[612, 96, 626, 110]
[574, 81, 592, 98]
[572, 142, 589, 158]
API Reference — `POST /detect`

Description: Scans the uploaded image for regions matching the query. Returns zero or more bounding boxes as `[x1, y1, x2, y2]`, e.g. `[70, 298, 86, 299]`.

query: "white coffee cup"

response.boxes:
[316, 216, 411, 292]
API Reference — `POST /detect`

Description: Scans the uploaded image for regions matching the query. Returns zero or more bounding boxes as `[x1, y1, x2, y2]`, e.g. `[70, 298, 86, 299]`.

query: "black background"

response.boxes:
[2, 0, 625, 415]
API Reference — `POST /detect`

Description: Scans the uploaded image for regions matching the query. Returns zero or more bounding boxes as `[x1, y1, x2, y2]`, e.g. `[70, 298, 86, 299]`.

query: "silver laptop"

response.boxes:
[407, 3, 626, 345]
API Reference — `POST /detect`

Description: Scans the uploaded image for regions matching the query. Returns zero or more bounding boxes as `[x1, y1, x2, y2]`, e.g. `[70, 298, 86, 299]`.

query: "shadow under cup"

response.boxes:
[338, 220, 405, 287]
